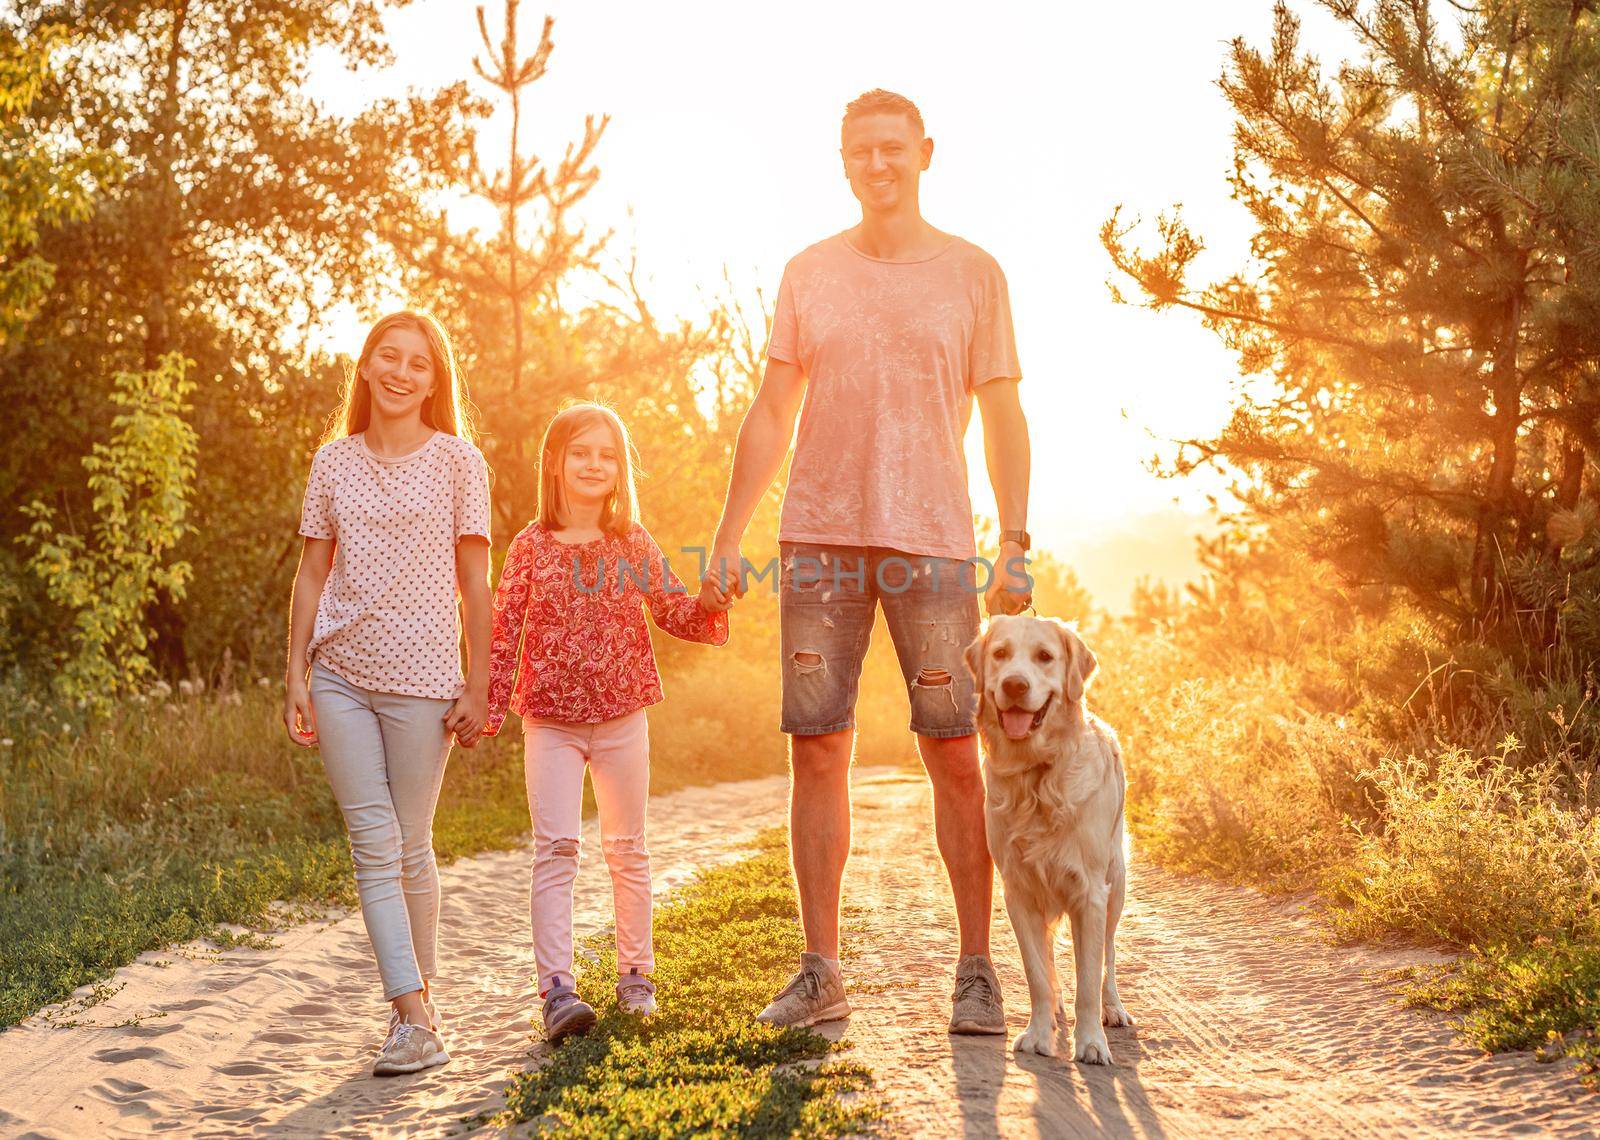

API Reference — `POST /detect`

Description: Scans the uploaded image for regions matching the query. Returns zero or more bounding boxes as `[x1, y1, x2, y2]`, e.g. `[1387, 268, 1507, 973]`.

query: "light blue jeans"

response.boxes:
[310, 663, 453, 1000]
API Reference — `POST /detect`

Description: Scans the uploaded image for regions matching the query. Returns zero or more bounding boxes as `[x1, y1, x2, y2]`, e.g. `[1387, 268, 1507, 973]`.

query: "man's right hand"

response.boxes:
[699, 540, 745, 612]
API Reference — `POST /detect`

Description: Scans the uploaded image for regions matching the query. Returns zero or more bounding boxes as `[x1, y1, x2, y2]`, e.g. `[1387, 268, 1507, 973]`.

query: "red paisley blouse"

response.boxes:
[483, 522, 728, 732]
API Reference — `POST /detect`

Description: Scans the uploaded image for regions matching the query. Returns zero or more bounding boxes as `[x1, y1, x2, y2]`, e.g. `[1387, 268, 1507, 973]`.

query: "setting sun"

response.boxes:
[297, 0, 1342, 608]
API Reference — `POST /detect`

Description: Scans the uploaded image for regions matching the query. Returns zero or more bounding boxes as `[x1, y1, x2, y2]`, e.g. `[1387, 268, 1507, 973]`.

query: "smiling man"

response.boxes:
[701, 88, 1033, 1033]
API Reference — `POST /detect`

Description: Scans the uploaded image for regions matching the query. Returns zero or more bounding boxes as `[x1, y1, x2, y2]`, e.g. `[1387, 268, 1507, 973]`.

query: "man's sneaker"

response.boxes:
[616, 970, 657, 1016]
[756, 952, 851, 1028]
[372, 1021, 449, 1076]
[949, 954, 1006, 1034]
[542, 986, 598, 1043]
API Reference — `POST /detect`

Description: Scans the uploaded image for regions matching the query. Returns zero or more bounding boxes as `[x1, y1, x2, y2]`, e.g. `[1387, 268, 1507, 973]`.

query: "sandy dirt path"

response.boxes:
[831, 772, 1598, 1138]
[4, 767, 1597, 1138]
[0, 772, 809, 1139]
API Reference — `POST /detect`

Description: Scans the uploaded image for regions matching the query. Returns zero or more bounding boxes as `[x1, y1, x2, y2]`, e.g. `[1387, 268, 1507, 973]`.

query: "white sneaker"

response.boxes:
[373, 1021, 449, 1076]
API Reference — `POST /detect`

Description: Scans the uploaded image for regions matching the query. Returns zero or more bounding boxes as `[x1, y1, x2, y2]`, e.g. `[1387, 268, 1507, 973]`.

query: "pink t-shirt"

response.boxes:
[768, 233, 1021, 560]
[298, 431, 491, 698]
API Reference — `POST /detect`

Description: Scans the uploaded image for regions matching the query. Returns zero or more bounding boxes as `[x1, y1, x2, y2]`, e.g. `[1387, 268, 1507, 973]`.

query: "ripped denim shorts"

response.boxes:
[777, 542, 981, 739]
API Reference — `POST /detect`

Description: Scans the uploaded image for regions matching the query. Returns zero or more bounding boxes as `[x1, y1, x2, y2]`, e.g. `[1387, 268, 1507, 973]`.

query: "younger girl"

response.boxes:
[483, 402, 727, 1041]
[284, 311, 492, 1076]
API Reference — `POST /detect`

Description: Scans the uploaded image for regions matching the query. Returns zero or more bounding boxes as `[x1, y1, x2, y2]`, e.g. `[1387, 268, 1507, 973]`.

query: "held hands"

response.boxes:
[445, 687, 488, 749]
[697, 540, 745, 613]
[284, 678, 318, 746]
[985, 541, 1034, 617]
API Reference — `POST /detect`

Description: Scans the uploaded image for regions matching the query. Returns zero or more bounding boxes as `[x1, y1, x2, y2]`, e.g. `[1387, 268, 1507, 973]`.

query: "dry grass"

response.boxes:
[1090, 609, 1600, 1086]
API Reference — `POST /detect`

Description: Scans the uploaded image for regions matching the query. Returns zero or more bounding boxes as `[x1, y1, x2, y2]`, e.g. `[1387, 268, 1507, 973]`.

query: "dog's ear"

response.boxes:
[964, 624, 989, 714]
[1056, 620, 1098, 704]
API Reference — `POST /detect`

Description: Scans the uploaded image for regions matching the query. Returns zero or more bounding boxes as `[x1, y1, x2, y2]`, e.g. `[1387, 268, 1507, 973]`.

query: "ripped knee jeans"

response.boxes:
[523, 709, 653, 995]
[778, 543, 981, 739]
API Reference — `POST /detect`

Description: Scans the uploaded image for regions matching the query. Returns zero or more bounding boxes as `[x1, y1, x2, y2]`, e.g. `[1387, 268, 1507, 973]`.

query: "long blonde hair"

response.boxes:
[326, 311, 476, 446]
[535, 402, 640, 537]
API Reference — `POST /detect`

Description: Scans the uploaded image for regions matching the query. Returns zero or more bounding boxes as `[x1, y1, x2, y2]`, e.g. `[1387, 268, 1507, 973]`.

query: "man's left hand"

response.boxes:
[985, 541, 1033, 617]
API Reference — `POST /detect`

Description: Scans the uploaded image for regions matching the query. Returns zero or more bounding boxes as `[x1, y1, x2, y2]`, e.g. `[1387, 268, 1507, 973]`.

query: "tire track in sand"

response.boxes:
[829, 772, 1598, 1139]
[5, 768, 1597, 1138]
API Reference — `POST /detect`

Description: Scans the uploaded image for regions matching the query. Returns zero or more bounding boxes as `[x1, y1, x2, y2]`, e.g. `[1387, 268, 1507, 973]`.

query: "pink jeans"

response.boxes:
[523, 709, 653, 995]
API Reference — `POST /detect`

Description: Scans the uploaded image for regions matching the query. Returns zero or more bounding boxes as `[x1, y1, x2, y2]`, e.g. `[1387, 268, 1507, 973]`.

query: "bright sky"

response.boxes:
[308, 0, 1358, 602]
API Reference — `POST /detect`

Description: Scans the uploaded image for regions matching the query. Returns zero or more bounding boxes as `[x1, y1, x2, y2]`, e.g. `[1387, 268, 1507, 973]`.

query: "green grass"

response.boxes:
[1403, 938, 1600, 1077]
[0, 690, 533, 1028]
[0, 662, 801, 1031]
[1091, 617, 1600, 1087]
[498, 831, 884, 1138]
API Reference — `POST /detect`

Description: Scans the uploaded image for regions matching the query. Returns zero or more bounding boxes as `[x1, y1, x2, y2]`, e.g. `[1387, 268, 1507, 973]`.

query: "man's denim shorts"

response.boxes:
[777, 542, 981, 739]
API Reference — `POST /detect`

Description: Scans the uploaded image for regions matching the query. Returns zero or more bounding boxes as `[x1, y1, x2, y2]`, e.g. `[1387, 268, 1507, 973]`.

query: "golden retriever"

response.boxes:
[965, 614, 1132, 1063]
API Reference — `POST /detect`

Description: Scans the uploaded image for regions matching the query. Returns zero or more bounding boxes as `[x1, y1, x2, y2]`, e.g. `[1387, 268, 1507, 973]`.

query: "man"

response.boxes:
[700, 89, 1032, 1033]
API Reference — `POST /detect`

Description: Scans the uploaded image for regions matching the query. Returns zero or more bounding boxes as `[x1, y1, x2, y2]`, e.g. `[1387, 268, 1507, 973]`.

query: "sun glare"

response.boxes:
[294, 0, 1340, 607]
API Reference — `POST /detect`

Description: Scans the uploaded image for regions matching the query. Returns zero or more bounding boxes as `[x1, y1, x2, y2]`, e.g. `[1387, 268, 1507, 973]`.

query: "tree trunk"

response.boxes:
[143, 0, 189, 367]
[144, 0, 192, 676]
[1545, 436, 1587, 558]
[1469, 285, 1524, 617]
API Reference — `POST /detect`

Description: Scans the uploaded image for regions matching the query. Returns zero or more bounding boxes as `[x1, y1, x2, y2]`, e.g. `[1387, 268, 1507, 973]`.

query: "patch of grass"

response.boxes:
[1329, 748, 1600, 948]
[0, 677, 796, 1030]
[1403, 938, 1600, 1087]
[1335, 749, 1600, 1085]
[1091, 617, 1600, 1084]
[0, 709, 529, 1028]
[499, 831, 885, 1137]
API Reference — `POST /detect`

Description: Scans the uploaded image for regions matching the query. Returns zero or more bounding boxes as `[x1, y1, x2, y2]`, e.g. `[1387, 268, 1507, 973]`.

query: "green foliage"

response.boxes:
[1105, 0, 1600, 627]
[1, 0, 480, 676]
[1332, 746, 1600, 947]
[1404, 939, 1600, 1088]
[20, 354, 196, 705]
[499, 832, 884, 1137]
[0, 21, 117, 346]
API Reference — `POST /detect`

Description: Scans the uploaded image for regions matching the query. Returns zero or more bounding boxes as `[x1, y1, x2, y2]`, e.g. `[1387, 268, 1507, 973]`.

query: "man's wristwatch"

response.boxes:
[1000, 529, 1031, 552]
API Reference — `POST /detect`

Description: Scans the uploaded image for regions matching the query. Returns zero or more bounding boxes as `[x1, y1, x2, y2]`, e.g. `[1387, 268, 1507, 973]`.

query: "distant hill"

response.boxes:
[1046, 508, 1217, 615]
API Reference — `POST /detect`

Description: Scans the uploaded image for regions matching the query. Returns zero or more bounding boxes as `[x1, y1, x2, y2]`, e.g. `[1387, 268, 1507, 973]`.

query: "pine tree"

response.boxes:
[394, 0, 613, 538]
[467, 0, 607, 395]
[1104, 0, 1600, 637]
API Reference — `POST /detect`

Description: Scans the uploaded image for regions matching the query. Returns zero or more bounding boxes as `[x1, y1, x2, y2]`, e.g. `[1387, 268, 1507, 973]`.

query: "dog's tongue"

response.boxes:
[1000, 708, 1034, 740]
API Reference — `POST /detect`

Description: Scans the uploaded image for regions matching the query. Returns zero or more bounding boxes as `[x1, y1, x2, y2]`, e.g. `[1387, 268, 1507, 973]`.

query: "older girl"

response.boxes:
[484, 402, 727, 1042]
[284, 311, 491, 1076]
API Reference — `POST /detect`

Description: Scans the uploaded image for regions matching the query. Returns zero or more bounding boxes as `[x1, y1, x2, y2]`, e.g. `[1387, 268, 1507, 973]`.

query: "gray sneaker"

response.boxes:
[756, 952, 851, 1028]
[372, 1021, 449, 1076]
[616, 970, 657, 1016]
[949, 954, 1006, 1034]
[543, 986, 597, 1043]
